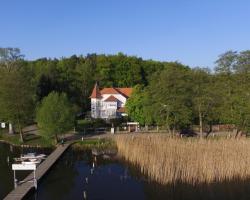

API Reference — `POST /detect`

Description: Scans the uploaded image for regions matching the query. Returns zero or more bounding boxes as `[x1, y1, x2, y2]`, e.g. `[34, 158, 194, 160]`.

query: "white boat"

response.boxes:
[21, 159, 41, 165]
[14, 153, 46, 164]
[29, 158, 40, 162]
[21, 153, 46, 160]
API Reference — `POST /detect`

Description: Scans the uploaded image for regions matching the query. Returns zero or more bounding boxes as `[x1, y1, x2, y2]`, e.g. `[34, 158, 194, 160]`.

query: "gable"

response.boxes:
[104, 95, 119, 102]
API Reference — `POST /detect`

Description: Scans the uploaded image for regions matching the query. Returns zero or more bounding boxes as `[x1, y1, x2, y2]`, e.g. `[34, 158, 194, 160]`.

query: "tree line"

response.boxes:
[0, 48, 165, 141]
[126, 50, 250, 137]
[0, 48, 249, 140]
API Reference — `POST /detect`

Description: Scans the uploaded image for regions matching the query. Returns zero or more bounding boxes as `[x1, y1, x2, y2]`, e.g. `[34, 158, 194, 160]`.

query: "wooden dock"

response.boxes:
[4, 142, 73, 200]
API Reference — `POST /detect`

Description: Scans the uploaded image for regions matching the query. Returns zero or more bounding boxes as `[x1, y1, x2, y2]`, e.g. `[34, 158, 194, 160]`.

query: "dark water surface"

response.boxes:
[2, 142, 250, 200]
[27, 148, 146, 200]
[0, 142, 51, 200]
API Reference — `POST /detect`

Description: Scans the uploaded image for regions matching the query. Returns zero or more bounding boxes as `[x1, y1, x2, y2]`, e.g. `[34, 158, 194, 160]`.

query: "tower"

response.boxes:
[89, 83, 102, 118]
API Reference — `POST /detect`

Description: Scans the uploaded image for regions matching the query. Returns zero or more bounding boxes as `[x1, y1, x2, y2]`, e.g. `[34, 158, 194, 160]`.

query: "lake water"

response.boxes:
[0, 142, 51, 200]
[1, 142, 250, 200]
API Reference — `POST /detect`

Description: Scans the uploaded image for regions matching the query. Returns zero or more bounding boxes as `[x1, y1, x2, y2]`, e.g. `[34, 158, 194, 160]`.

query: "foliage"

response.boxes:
[36, 92, 74, 142]
[215, 51, 250, 134]
[22, 53, 164, 115]
[126, 85, 153, 125]
[145, 64, 193, 131]
[2, 46, 250, 135]
[191, 68, 220, 136]
[0, 47, 24, 70]
[127, 51, 250, 135]
[0, 66, 34, 142]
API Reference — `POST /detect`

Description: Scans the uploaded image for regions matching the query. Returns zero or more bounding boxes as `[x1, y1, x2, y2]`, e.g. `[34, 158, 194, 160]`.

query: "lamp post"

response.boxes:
[160, 103, 172, 134]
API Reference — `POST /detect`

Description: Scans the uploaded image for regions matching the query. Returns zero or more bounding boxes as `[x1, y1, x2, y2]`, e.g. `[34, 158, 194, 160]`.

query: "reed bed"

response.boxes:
[115, 134, 250, 185]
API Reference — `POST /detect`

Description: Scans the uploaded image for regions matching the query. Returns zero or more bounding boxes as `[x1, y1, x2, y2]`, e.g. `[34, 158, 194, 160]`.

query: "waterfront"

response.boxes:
[2, 142, 250, 200]
[0, 143, 51, 200]
[26, 148, 146, 200]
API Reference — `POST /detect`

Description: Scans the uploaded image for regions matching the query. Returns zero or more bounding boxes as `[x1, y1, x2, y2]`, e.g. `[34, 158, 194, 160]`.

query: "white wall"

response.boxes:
[91, 98, 101, 118]
[91, 93, 128, 119]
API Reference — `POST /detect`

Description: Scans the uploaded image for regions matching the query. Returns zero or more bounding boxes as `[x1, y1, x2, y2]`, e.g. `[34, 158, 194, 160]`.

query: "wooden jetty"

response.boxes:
[4, 142, 73, 200]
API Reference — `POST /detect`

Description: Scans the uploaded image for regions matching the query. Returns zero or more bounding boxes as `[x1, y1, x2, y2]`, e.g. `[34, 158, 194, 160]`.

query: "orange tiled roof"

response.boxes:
[104, 95, 118, 102]
[100, 87, 132, 97]
[116, 88, 133, 97]
[89, 83, 102, 98]
[100, 88, 120, 95]
[90, 84, 133, 99]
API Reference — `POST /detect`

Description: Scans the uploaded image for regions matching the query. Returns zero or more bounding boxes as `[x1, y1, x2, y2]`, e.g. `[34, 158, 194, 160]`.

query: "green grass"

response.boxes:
[24, 134, 54, 147]
[0, 133, 22, 145]
[0, 133, 54, 147]
[77, 119, 91, 127]
[76, 119, 93, 132]
[73, 138, 116, 150]
[76, 119, 108, 132]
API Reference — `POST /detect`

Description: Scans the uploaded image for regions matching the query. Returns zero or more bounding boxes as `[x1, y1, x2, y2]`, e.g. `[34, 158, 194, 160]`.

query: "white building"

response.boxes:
[90, 83, 132, 119]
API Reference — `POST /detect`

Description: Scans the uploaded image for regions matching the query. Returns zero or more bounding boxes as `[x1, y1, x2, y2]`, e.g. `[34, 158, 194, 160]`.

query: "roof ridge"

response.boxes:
[89, 82, 102, 98]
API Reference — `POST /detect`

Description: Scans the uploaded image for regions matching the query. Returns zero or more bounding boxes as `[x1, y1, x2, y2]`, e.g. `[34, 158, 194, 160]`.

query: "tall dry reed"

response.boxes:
[115, 134, 250, 185]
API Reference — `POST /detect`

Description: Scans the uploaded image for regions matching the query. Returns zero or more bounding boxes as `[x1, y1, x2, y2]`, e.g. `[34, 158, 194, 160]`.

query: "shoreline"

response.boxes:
[0, 139, 50, 148]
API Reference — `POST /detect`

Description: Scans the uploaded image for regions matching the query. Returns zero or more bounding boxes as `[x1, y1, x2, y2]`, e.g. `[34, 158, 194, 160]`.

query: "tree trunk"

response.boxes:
[16, 110, 24, 142]
[55, 134, 59, 144]
[17, 120, 24, 143]
[199, 111, 203, 138]
[8, 123, 14, 134]
[205, 123, 213, 138]
[166, 124, 171, 134]
[172, 126, 176, 136]
[235, 129, 241, 138]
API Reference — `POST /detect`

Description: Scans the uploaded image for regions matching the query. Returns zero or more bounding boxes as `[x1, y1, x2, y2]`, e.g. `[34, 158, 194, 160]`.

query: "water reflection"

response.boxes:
[4, 144, 250, 200]
[25, 147, 250, 200]
[28, 148, 146, 200]
[0, 143, 52, 199]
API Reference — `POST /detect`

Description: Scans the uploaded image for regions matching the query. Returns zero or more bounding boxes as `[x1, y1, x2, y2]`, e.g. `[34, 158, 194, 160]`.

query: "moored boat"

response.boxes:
[20, 153, 46, 160]
[21, 159, 42, 165]
[14, 153, 46, 165]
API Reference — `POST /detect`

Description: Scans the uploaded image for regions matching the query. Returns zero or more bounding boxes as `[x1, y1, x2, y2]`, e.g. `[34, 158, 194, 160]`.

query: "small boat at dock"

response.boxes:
[21, 153, 46, 160]
[21, 159, 42, 165]
[14, 153, 46, 165]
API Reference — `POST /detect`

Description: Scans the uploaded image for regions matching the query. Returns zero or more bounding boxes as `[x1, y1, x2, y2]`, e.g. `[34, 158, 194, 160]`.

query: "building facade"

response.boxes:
[90, 83, 132, 119]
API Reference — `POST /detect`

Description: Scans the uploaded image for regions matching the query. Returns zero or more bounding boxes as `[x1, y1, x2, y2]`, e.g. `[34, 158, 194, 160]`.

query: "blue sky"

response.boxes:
[1, 0, 250, 68]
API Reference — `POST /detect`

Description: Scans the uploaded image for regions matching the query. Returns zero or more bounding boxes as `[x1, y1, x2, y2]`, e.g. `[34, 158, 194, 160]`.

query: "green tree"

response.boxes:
[191, 68, 220, 137]
[215, 50, 250, 136]
[215, 51, 237, 125]
[0, 68, 34, 142]
[147, 63, 192, 133]
[36, 92, 74, 143]
[235, 50, 250, 74]
[0, 47, 24, 70]
[126, 85, 153, 126]
[215, 50, 237, 74]
[75, 56, 96, 112]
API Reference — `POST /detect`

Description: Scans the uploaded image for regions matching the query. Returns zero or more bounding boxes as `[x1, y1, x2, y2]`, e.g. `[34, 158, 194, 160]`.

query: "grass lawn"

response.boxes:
[0, 132, 54, 147]
[76, 119, 108, 132]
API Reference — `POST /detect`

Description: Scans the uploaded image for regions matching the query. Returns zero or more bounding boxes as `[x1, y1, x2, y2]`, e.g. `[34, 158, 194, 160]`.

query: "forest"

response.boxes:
[0, 48, 250, 137]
